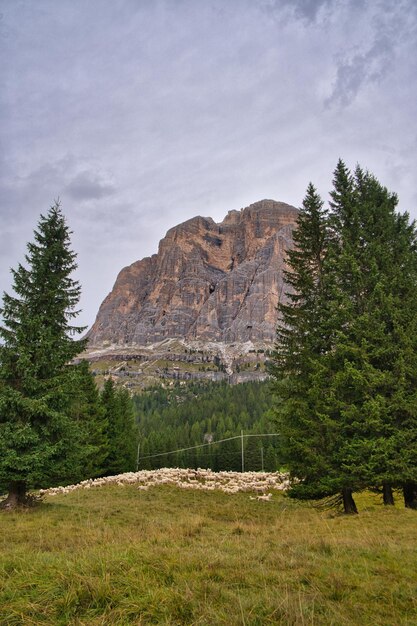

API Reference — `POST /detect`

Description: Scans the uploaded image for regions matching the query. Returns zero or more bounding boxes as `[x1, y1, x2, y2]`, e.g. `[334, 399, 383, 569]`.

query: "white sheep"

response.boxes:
[40, 467, 289, 497]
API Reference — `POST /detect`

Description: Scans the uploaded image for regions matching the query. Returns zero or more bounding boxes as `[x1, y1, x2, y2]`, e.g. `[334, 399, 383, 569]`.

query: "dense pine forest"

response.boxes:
[133, 381, 280, 472]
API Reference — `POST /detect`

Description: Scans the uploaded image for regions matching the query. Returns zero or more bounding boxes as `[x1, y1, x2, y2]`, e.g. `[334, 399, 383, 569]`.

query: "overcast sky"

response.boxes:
[1, 0, 416, 330]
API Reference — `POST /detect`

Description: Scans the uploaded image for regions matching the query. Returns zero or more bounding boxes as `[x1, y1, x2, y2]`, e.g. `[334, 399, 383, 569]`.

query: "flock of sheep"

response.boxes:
[40, 467, 290, 500]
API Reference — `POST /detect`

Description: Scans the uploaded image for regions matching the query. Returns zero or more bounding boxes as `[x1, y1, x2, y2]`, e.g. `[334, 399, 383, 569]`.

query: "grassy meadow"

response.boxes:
[1, 485, 416, 625]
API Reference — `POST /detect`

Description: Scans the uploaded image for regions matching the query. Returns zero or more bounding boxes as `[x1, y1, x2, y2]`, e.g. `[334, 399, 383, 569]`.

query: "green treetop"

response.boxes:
[0, 202, 89, 508]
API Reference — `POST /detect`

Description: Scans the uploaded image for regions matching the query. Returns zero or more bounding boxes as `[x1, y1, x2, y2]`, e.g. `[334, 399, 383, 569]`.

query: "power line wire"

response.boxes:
[139, 432, 279, 461]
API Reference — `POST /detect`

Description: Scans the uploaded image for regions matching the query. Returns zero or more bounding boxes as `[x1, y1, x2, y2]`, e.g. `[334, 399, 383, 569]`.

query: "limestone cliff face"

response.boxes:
[87, 200, 298, 346]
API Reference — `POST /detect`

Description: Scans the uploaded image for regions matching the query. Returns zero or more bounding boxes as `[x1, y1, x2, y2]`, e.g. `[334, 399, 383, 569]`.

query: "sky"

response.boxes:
[1, 0, 416, 330]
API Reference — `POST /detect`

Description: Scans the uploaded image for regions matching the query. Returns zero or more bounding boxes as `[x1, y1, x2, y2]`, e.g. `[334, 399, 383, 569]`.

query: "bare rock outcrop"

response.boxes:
[87, 200, 298, 346]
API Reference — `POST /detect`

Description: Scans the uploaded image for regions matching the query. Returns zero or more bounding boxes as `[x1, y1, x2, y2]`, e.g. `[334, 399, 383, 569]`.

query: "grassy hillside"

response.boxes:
[1, 485, 416, 625]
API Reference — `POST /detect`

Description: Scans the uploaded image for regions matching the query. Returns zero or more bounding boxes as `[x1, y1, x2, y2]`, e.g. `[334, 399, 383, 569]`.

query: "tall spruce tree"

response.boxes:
[315, 164, 399, 511]
[325, 166, 417, 509]
[273, 161, 417, 513]
[383, 210, 417, 508]
[272, 183, 343, 504]
[0, 202, 88, 508]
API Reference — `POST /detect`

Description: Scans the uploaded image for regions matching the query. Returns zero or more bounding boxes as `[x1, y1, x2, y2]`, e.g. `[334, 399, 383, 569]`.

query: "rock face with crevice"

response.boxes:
[87, 199, 298, 347]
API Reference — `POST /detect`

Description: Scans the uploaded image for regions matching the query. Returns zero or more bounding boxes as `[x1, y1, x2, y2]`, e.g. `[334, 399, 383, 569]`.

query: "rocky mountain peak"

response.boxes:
[87, 199, 298, 347]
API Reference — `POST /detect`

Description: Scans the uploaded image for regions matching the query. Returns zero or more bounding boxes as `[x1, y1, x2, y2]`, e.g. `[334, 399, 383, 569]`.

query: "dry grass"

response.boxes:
[0, 486, 416, 625]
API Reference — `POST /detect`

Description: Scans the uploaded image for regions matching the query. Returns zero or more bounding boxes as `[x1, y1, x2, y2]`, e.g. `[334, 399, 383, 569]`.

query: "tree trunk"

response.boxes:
[403, 482, 417, 510]
[342, 487, 358, 514]
[382, 483, 395, 506]
[0, 481, 28, 510]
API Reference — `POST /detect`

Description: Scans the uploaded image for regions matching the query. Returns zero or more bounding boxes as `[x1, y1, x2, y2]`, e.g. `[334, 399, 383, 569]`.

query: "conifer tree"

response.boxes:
[0, 202, 88, 508]
[382, 211, 417, 508]
[101, 379, 137, 475]
[323, 166, 417, 509]
[245, 436, 263, 471]
[272, 182, 339, 503]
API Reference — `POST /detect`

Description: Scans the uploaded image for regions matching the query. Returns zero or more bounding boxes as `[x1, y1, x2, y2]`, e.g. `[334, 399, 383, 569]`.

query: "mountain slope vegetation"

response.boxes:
[133, 381, 280, 472]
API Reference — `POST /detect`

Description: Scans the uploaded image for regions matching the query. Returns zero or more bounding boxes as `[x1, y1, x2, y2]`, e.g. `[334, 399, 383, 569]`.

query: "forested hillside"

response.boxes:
[133, 381, 279, 471]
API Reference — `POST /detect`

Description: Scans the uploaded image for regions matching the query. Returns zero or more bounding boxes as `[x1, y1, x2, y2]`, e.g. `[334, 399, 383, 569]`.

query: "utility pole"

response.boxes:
[241, 429, 245, 473]
[261, 445, 264, 472]
[136, 441, 140, 472]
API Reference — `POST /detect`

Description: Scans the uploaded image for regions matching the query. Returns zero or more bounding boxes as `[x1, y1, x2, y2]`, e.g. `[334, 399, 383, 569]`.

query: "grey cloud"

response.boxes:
[261, 0, 321, 22]
[323, 0, 417, 108]
[283, 0, 331, 21]
[65, 171, 116, 201]
[325, 36, 393, 108]
[262, 0, 351, 23]
[1, 157, 116, 208]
